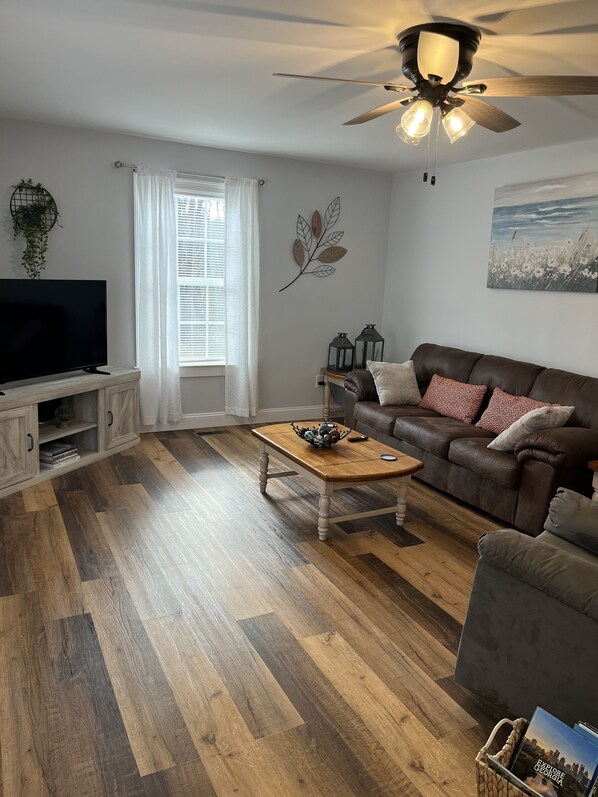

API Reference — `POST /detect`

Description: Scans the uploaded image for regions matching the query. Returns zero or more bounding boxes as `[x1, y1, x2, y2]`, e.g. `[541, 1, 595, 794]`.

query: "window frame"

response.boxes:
[175, 176, 226, 372]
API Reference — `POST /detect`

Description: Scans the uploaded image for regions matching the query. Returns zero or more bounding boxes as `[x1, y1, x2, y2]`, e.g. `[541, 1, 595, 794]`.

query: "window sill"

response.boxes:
[180, 364, 225, 378]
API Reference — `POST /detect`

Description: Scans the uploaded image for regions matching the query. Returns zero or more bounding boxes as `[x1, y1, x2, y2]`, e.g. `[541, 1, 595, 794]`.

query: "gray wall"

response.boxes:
[0, 119, 392, 415]
[382, 137, 598, 376]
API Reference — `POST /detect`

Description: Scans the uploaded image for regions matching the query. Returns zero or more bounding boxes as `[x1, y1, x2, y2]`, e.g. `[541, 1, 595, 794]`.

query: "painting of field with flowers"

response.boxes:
[487, 172, 598, 292]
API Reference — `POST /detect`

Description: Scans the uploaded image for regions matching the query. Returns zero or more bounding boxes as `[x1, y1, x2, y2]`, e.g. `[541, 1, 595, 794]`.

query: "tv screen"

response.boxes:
[0, 279, 107, 385]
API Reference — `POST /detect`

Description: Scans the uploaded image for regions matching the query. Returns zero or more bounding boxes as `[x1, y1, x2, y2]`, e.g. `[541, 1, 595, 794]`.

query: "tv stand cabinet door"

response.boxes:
[0, 405, 38, 490]
[104, 382, 140, 450]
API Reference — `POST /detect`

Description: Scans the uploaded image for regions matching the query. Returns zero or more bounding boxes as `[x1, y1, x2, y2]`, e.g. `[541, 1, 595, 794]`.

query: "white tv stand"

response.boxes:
[0, 367, 140, 499]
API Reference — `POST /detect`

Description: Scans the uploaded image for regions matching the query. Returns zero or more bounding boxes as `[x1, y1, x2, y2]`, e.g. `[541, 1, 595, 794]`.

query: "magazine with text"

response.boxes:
[510, 708, 598, 797]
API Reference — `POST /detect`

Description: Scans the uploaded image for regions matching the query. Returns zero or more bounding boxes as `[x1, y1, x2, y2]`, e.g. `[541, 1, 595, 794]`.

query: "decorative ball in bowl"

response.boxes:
[291, 422, 350, 448]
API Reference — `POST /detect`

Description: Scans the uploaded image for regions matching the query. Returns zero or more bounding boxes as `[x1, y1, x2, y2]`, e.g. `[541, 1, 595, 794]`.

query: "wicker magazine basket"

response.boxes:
[476, 718, 529, 797]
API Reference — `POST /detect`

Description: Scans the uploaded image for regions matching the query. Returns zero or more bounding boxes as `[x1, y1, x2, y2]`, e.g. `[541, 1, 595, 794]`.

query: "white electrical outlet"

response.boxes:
[315, 373, 325, 387]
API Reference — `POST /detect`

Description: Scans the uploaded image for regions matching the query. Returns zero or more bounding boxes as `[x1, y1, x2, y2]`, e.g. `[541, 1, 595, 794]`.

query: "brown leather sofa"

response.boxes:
[455, 490, 598, 726]
[344, 343, 598, 535]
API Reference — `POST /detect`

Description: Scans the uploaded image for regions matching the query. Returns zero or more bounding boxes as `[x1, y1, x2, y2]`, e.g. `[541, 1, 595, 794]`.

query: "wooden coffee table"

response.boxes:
[251, 422, 423, 540]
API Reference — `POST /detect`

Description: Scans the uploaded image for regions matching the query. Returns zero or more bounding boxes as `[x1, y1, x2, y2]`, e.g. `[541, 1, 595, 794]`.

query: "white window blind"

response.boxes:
[175, 176, 225, 364]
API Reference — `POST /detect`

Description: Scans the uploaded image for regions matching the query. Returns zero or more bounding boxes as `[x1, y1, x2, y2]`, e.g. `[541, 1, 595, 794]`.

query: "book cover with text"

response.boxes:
[511, 708, 598, 797]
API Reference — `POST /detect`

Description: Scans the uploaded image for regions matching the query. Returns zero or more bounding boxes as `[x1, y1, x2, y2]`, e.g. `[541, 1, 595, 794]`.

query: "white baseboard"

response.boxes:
[144, 404, 344, 433]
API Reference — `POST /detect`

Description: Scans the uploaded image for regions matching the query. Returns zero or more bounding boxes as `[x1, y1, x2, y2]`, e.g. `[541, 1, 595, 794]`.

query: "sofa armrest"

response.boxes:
[514, 427, 598, 468]
[343, 370, 378, 402]
[478, 530, 598, 622]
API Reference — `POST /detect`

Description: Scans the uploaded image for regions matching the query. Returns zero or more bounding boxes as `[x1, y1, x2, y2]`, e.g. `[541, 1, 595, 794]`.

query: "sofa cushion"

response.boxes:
[411, 343, 483, 389]
[420, 375, 487, 424]
[543, 488, 598, 557]
[529, 368, 598, 430]
[478, 530, 598, 623]
[355, 402, 438, 436]
[468, 355, 544, 400]
[476, 388, 551, 434]
[367, 360, 421, 406]
[488, 405, 575, 452]
[538, 531, 598, 565]
[449, 438, 522, 489]
[394, 416, 494, 458]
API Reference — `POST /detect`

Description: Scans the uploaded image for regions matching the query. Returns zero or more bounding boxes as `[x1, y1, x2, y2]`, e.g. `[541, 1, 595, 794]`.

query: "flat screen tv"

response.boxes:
[0, 279, 107, 385]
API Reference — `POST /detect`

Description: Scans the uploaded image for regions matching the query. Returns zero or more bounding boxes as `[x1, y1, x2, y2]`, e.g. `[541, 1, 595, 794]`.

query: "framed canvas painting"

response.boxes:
[487, 172, 598, 292]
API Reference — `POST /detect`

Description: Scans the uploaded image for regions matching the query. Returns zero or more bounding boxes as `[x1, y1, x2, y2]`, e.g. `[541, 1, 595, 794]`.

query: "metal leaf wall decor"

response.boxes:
[279, 197, 348, 292]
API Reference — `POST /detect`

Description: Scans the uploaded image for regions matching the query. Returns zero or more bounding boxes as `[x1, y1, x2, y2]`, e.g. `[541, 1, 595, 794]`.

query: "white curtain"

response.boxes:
[224, 177, 260, 417]
[134, 167, 182, 426]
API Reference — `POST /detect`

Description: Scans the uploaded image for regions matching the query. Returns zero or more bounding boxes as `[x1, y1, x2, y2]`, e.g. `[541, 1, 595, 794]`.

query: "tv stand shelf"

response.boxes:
[0, 368, 140, 498]
[39, 420, 98, 445]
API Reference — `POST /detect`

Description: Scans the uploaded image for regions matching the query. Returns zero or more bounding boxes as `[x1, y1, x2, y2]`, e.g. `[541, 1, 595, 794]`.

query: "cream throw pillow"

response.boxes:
[487, 405, 575, 452]
[367, 360, 421, 406]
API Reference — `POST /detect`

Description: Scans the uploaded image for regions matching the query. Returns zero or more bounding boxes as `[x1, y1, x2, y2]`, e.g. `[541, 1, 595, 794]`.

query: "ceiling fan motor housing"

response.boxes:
[398, 23, 481, 88]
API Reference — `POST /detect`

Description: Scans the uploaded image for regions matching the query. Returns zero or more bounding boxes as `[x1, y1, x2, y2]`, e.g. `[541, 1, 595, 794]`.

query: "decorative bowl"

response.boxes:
[291, 421, 350, 448]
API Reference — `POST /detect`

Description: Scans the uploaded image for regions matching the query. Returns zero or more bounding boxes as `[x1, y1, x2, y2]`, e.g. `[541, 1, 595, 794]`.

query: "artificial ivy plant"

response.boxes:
[11, 179, 60, 279]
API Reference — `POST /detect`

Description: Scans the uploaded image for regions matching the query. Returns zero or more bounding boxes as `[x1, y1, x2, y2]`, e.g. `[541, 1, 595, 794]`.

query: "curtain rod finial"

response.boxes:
[114, 160, 137, 172]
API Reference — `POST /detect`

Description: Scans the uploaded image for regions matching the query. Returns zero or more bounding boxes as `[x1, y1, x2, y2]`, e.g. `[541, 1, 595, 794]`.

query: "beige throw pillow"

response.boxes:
[487, 405, 575, 452]
[367, 360, 421, 407]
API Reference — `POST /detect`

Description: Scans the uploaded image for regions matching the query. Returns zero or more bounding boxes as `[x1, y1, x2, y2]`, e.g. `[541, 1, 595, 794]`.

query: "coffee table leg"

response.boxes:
[318, 483, 333, 541]
[396, 477, 410, 526]
[259, 443, 269, 494]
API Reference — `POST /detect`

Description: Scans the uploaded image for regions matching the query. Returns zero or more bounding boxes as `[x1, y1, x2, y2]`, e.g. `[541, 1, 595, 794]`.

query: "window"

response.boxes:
[175, 177, 225, 365]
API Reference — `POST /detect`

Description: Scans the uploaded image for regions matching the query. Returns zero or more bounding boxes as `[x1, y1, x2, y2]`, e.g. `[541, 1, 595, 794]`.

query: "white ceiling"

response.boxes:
[2, 0, 598, 172]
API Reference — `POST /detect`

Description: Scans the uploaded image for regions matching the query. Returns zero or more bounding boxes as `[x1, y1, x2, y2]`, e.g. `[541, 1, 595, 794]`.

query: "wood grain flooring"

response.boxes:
[0, 426, 505, 796]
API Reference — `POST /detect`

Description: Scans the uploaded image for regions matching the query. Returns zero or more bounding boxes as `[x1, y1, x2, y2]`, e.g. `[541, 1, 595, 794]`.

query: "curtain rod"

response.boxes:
[113, 160, 265, 186]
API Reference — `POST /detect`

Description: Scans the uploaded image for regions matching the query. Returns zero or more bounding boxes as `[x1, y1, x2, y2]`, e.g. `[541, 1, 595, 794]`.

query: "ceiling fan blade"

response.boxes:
[462, 75, 598, 97]
[459, 97, 521, 132]
[343, 98, 413, 125]
[273, 73, 411, 92]
[475, 0, 598, 37]
[417, 31, 459, 83]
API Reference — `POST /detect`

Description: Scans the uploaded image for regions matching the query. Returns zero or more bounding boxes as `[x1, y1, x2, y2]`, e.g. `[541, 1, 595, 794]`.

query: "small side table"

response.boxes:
[589, 460, 598, 502]
[321, 368, 347, 421]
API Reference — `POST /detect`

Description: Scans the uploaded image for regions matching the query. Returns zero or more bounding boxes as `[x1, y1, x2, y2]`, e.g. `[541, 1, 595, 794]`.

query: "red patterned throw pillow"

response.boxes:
[419, 375, 487, 424]
[476, 387, 551, 435]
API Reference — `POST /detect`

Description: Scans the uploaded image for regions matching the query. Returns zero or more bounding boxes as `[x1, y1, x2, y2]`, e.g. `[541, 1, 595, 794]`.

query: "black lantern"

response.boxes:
[354, 324, 384, 369]
[327, 332, 354, 372]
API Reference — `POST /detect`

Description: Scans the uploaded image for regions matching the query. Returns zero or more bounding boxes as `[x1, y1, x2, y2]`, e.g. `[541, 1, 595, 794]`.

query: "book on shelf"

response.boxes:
[39, 441, 79, 466]
[506, 707, 598, 797]
[39, 441, 77, 457]
[40, 449, 78, 461]
[41, 453, 80, 469]
[40, 454, 79, 465]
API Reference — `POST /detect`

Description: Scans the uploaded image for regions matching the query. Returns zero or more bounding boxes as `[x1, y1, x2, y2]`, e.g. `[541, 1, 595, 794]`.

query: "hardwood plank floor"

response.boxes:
[0, 427, 505, 796]
[47, 612, 148, 796]
[82, 576, 197, 776]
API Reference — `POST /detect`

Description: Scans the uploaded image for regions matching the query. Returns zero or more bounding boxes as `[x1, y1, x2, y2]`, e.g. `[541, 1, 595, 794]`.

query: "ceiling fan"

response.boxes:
[274, 22, 598, 149]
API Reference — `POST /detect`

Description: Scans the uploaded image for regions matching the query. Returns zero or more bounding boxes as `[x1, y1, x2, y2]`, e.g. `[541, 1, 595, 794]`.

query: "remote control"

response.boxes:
[348, 435, 369, 442]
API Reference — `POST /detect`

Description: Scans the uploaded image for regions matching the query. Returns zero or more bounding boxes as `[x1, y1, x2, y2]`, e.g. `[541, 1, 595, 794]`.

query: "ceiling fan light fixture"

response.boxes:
[397, 99, 433, 142]
[417, 31, 460, 85]
[442, 106, 475, 142]
[395, 123, 423, 145]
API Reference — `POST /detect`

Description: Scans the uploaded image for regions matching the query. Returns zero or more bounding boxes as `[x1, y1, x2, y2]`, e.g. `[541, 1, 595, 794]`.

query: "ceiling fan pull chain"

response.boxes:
[430, 111, 441, 186]
[423, 123, 432, 183]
